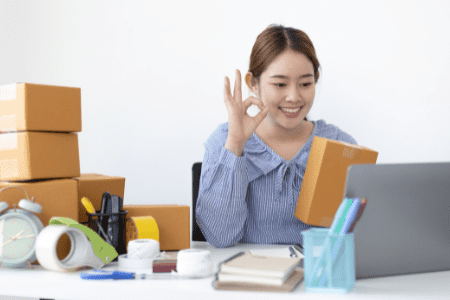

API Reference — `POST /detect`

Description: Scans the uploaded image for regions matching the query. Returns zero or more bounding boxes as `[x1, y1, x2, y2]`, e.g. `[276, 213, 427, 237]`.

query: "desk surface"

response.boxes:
[1, 241, 450, 300]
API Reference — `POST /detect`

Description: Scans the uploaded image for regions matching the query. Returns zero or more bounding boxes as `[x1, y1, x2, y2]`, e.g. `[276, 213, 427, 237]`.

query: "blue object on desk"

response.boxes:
[308, 198, 352, 284]
[340, 198, 362, 234]
[317, 198, 361, 286]
[329, 198, 353, 234]
[303, 198, 358, 293]
[80, 270, 135, 280]
[302, 228, 355, 294]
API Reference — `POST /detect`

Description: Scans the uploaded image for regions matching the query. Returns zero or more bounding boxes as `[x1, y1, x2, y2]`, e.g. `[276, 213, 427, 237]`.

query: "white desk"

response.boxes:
[1, 241, 450, 300]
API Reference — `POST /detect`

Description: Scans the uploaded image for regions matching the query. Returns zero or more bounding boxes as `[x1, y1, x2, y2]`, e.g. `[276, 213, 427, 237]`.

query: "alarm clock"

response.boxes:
[0, 186, 44, 268]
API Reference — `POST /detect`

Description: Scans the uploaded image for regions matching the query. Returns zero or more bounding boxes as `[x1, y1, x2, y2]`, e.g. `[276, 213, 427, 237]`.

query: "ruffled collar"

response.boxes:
[242, 122, 318, 202]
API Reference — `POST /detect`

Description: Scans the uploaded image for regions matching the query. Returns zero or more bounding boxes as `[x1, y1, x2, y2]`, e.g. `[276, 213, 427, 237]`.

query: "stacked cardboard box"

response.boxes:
[0, 83, 81, 180]
[0, 83, 189, 255]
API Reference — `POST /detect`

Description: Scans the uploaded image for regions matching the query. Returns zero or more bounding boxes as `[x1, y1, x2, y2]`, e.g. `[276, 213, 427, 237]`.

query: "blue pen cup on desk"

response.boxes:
[301, 228, 355, 293]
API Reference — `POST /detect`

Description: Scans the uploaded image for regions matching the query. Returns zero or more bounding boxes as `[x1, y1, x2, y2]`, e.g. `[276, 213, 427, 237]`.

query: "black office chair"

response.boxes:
[192, 162, 206, 241]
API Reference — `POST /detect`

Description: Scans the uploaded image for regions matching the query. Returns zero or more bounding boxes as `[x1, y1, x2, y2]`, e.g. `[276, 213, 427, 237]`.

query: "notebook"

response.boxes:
[219, 252, 301, 282]
[214, 269, 304, 293]
[344, 162, 450, 279]
[214, 252, 303, 292]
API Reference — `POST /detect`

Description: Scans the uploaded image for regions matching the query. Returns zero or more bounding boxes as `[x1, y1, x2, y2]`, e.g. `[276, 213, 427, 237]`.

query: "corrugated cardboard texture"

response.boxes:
[0, 131, 80, 181]
[0, 83, 81, 132]
[123, 205, 190, 251]
[75, 173, 125, 224]
[295, 137, 378, 227]
[0, 179, 79, 262]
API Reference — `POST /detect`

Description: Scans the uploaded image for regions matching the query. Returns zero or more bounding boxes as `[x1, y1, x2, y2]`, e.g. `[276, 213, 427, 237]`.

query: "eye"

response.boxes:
[301, 82, 312, 87]
[274, 83, 286, 87]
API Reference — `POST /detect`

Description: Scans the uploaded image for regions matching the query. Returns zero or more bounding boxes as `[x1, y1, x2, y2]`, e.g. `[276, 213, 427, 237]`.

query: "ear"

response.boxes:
[245, 72, 259, 96]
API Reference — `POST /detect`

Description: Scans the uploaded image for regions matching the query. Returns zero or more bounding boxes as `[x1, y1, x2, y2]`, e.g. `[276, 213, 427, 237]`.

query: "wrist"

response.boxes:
[224, 138, 245, 157]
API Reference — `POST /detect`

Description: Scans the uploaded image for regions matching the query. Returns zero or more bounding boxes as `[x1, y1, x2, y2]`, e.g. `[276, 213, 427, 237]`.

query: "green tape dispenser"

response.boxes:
[35, 217, 118, 272]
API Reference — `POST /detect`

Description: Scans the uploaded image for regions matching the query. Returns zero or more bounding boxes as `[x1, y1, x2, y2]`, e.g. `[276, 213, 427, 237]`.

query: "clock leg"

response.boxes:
[27, 260, 34, 269]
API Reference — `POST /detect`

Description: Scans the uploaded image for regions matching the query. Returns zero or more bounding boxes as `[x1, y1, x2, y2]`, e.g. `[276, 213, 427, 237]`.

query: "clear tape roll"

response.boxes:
[127, 239, 160, 259]
[176, 249, 212, 278]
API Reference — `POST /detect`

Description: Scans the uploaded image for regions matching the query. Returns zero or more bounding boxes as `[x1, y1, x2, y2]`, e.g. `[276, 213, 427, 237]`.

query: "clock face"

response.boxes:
[0, 212, 39, 267]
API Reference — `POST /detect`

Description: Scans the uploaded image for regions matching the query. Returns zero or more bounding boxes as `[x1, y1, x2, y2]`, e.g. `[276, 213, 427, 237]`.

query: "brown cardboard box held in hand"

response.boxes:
[294, 136, 378, 227]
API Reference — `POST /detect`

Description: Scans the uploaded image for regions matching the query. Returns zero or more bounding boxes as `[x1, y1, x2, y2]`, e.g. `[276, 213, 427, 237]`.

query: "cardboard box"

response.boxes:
[0, 179, 79, 226]
[0, 131, 80, 181]
[294, 137, 378, 227]
[123, 205, 190, 251]
[75, 173, 126, 224]
[0, 83, 81, 132]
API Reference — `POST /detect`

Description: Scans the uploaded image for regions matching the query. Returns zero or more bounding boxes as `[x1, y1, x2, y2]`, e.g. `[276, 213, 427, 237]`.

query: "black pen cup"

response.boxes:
[85, 210, 128, 258]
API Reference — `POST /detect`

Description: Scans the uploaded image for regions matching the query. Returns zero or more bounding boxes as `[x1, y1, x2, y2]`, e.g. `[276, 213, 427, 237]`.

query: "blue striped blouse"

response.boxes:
[196, 120, 357, 248]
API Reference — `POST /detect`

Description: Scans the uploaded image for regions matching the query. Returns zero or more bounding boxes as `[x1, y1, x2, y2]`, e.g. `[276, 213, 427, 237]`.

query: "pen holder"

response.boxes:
[86, 210, 128, 258]
[301, 228, 355, 294]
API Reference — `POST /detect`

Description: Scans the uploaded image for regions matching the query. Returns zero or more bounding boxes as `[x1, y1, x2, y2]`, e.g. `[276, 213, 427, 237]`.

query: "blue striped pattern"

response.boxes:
[196, 120, 357, 248]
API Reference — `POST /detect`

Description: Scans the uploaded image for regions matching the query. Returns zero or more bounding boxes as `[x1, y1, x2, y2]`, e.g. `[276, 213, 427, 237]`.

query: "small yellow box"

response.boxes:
[0, 83, 81, 132]
[294, 137, 378, 227]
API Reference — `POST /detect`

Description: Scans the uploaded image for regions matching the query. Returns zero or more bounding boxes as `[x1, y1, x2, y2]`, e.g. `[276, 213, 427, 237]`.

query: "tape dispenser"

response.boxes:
[36, 217, 118, 272]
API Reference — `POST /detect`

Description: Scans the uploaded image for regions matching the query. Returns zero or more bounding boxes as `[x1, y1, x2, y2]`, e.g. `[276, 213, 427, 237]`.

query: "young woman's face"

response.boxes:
[251, 49, 316, 131]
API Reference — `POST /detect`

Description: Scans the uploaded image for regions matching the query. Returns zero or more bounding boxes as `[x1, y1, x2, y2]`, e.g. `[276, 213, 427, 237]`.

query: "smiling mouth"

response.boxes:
[279, 107, 301, 113]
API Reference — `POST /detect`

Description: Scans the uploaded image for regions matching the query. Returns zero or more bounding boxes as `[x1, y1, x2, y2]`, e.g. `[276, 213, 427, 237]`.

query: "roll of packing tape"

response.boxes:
[127, 239, 160, 259]
[126, 216, 159, 241]
[35, 225, 104, 272]
[176, 249, 212, 278]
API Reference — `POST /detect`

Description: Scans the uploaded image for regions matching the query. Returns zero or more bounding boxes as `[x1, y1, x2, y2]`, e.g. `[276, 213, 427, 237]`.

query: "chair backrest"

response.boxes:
[192, 162, 206, 241]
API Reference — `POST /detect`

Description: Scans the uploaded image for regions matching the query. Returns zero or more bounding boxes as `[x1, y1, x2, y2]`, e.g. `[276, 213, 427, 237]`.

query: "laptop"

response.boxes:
[344, 162, 450, 279]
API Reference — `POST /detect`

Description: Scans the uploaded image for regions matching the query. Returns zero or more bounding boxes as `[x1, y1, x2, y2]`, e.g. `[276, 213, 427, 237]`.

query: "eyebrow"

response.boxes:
[270, 74, 314, 79]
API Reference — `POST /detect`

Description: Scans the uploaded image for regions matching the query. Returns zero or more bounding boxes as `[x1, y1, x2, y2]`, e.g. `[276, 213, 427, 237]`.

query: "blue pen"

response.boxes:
[317, 198, 362, 286]
[80, 270, 176, 280]
[309, 198, 353, 285]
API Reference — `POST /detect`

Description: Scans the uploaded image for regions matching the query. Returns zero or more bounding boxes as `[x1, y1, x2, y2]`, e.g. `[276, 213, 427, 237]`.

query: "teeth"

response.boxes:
[280, 107, 300, 113]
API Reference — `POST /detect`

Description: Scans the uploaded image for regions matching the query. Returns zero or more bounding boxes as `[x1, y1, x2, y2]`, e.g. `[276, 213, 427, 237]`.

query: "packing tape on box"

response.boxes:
[176, 249, 212, 278]
[0, 83, 16, 100]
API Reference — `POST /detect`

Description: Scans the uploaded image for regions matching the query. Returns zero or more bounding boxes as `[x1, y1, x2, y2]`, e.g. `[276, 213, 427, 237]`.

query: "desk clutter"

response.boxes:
[0, 83, 190, 276]
[302, 197, 367, 294]
[214, 252, 303, 293]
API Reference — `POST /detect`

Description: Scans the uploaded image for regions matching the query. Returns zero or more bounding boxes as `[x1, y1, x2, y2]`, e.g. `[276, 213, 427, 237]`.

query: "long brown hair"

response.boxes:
[248, 24, 320, 83]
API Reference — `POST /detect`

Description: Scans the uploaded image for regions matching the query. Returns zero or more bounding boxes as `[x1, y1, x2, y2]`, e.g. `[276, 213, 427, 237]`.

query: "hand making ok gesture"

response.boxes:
[223, 69, 270, 156]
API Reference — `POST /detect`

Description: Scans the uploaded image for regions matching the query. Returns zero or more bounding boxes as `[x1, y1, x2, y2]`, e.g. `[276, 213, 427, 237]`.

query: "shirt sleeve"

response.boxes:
[195, 124, 249, 248]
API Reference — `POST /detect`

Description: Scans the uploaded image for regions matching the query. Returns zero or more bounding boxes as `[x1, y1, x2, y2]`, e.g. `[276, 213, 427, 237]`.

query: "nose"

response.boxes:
[285, 85, 302, 103]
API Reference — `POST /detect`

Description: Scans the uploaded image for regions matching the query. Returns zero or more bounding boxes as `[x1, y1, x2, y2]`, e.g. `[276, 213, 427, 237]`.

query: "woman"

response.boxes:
[196, 24, 357, 248]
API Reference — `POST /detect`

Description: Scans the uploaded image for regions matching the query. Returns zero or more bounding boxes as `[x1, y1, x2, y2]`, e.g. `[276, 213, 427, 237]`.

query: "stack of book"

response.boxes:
[214, 252, 303, 293]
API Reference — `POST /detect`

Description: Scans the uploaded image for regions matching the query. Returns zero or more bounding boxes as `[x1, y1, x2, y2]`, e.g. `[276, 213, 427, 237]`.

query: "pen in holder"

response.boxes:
[301, 228, 355, 294]
[86, 209, 128, 258]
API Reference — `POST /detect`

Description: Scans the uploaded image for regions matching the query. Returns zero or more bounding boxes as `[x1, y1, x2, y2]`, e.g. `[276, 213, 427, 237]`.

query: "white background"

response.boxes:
[1, 0, 449, 207]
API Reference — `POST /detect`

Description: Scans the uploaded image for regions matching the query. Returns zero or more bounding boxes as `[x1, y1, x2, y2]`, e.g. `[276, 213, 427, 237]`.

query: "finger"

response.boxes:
[242, 96, 265, 110]
[233, 69, 242, 102]
[252, 106, 270, 125]
[224, 76, 232, 101]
